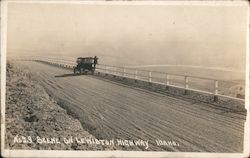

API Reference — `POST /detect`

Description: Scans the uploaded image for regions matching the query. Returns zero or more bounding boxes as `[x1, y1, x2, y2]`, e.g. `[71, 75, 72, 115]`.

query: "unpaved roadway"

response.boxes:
[17, 61, 246, 152]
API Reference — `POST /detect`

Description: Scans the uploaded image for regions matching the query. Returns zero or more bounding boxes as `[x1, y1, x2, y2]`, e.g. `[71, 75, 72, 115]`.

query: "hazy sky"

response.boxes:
[7, 2, 248, 71]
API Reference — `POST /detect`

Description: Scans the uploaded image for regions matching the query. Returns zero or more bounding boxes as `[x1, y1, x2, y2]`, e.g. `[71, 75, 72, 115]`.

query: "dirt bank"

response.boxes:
[5, 62, 115, 150]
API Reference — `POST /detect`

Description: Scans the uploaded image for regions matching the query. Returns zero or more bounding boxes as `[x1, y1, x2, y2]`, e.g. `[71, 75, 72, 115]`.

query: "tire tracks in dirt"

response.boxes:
[17, 61, 246, 152]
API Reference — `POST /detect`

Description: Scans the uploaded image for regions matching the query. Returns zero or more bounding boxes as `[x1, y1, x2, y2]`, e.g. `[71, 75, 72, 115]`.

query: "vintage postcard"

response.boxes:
[1, 0, 249, 157]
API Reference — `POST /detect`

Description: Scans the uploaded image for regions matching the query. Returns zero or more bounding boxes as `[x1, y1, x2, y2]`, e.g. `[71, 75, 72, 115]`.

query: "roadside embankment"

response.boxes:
[5, 62, 115, 150]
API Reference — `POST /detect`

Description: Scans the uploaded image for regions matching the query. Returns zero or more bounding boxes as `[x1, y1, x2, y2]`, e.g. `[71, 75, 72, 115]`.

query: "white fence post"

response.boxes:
[123, 67, 126, 77]
[185, 76, 189, 89]
[165, 73, 170, 90]
[148, 71, 152, 82]
[214, 80, 219, 101]
[184, 76, 189, 94]
[135, 69, 138, 80]
[114, 67, 117, 76]
[166, 74, 169, 85]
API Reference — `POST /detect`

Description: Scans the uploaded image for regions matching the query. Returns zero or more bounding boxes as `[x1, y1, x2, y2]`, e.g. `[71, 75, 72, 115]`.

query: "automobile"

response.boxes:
[73, 57, 96, 74]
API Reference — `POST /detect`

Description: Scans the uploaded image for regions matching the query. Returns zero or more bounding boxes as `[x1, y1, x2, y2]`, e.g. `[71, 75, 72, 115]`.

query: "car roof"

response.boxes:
[77, 57, 93, 59]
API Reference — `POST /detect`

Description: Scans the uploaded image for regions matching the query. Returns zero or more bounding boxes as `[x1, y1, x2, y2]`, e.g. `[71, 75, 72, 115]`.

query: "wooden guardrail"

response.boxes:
[14, 56, 245, 102]
[95, 64, 245, 102]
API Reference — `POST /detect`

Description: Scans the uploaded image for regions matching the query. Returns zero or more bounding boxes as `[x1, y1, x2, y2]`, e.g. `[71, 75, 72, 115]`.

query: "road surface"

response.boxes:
[17, 61, 246, 152]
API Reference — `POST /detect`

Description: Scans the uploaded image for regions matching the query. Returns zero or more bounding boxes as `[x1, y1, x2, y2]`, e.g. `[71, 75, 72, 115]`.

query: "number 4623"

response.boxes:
[13, 135, 33, 144]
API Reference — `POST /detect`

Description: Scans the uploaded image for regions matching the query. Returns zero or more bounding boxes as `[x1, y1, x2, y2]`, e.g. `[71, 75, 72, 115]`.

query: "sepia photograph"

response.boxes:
[1, 0, 249, 157]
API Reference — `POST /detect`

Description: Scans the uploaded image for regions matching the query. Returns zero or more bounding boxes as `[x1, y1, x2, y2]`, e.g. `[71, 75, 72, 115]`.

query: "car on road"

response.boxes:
[73, 57, 97, 74]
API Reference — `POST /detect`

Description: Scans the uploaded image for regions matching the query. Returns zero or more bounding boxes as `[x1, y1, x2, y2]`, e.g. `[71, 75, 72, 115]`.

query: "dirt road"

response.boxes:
[17, 61, 246, 152]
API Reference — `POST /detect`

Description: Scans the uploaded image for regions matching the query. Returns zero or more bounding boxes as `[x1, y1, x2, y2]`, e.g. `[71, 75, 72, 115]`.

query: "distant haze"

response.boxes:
[7, 2, 248, 72]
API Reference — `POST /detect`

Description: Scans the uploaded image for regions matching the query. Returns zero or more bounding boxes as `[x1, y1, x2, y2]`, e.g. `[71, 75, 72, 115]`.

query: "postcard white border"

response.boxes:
[1, 0, 249, 158]
[1, 0, 8, 157]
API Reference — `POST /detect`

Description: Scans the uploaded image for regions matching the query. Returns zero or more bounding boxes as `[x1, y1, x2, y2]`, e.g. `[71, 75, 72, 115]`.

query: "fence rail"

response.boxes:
[13, 57, 245, 102]
[95, 64, 244, 102]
